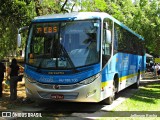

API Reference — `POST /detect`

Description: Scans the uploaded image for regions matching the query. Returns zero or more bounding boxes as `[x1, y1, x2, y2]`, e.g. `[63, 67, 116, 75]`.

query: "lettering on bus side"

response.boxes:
[39, 77, 53, 82]
[39, 77, 78, 83]
[59, 78, 78, 83]
[48, 72, 65, 75]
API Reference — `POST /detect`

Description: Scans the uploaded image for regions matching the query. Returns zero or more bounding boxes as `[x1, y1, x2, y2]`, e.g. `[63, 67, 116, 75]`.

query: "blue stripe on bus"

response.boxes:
[25, 64, 100, 84]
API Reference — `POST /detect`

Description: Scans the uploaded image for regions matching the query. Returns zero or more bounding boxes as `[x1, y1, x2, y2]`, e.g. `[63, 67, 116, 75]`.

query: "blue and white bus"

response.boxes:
[18, 12, 146, 104]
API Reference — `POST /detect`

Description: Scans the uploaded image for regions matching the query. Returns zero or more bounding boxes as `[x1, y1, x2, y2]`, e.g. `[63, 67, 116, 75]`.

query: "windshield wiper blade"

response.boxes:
[60, 44, 79, 73]
[36, 58, 43, 72]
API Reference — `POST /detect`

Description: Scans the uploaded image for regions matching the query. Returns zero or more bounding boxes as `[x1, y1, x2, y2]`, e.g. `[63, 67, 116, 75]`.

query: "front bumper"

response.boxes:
[25, 75, 101, 102]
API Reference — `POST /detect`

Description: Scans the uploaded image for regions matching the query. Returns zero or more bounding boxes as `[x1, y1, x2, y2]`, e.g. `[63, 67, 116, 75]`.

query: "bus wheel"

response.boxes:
[103, 80, 116, 105]
[132, 72, 140, 89]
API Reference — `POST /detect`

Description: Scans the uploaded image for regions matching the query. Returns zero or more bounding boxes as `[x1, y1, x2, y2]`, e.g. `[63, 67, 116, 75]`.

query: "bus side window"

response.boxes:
[102, 21, 112, 67]
[114, 28, 118, 54]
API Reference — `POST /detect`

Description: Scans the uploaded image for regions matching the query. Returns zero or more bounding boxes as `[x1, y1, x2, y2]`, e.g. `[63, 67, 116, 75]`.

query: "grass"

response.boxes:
[114, 82, 160, 111]
[98, 81, 160, 120]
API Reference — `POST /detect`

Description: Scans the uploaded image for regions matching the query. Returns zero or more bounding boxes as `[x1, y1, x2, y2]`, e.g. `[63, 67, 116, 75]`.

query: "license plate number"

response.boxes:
[51, 94, 64, 99]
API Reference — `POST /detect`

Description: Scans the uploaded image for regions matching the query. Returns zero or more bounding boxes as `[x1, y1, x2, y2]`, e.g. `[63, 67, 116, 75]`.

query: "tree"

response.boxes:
[0, 0, 159, 59]
[0, 0, 31, 59]
[104, 0, 160, 56]
[132, 0, 160, 55]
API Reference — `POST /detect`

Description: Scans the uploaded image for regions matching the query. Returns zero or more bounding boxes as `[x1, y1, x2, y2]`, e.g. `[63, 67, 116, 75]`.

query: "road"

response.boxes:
[0, 77, 159, 119]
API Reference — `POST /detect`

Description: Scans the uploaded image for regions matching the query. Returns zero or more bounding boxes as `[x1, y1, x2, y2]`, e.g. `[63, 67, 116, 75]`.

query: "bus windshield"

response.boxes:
[26, 20, 100, 69]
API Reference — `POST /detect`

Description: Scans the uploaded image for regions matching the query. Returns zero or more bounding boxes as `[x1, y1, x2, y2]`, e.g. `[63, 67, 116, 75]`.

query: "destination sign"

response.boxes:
[35, 25, 58, 34]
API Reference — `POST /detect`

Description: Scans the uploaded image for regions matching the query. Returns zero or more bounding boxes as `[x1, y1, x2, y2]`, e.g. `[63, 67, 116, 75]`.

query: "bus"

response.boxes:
[18, 12, 146, 104]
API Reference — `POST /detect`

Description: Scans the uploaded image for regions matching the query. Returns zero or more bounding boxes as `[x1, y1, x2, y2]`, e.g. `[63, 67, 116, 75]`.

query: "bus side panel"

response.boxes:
[116, 53, 140, 91]
[100, 52, 144, 101]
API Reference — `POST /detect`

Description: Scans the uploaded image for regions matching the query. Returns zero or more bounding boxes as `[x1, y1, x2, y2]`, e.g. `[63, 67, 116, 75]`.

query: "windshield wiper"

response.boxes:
[36, 58, 43, 73]
[59, 44, 79, 73]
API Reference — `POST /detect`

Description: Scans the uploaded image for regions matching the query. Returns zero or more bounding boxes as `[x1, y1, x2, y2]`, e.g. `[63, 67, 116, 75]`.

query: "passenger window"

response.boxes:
[114, 28, 118, 54]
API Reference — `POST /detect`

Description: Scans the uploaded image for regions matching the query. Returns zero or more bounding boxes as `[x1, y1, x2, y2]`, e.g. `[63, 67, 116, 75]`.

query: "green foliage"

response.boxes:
[80, 0, 107, 11]
[0, 0, 33, 59]
[0, 0, 159, 59]
[105, 0, 160, 56]
[134, 0, 160, 55]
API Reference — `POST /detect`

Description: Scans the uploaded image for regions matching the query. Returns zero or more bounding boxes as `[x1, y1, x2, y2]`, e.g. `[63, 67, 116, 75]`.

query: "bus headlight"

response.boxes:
[79, 73, 100, 85]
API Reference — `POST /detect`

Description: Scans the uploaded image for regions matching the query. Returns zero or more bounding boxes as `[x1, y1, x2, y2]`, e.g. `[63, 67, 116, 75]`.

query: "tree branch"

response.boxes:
[71, 3, 76, 12]
[61, 0, 68, 13]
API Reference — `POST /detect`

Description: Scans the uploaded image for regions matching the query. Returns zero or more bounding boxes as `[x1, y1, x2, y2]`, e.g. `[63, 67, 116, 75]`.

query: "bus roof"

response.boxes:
[32, 12, 144, 40]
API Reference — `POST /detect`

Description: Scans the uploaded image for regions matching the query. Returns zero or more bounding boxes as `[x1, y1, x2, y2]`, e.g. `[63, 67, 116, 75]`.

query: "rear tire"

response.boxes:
[131, 72, 140, 89]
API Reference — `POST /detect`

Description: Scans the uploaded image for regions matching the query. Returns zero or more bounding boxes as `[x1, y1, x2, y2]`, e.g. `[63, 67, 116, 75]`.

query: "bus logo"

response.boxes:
[53, 85, 60, 89]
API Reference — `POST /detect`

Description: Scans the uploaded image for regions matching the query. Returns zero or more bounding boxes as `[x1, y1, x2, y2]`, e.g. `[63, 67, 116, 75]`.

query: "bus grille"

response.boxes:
[36, 82, 80, 90]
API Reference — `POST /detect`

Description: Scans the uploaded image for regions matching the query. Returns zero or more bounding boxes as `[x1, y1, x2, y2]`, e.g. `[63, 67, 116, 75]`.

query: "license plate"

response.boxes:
[51, 94, 64, 99]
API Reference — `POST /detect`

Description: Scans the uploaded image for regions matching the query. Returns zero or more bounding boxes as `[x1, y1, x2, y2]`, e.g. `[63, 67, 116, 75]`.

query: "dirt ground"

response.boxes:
[0, 80, 30, 111]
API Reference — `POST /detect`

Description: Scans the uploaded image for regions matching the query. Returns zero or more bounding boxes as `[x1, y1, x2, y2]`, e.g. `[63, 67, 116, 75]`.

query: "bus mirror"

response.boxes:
[106, 30, 111, 43]
[17, 26, 29, 47]
[17, 34, 21, 47]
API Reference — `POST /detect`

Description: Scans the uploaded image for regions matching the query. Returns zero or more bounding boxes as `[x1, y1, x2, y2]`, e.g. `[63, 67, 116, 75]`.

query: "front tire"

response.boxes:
[102, 80, 116, 105]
